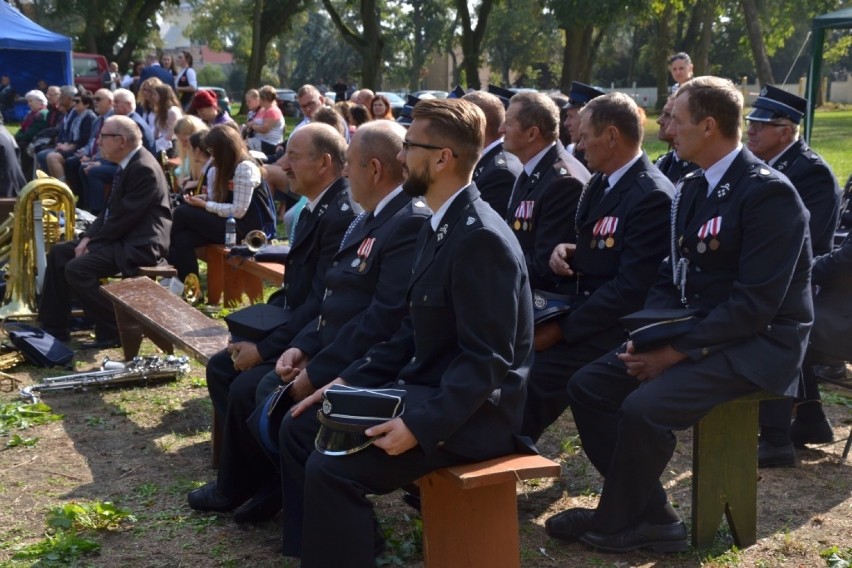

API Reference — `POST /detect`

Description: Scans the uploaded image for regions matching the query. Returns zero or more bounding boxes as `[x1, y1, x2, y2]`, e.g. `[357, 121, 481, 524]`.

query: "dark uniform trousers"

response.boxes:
[472, 142, 522, 218]
[522, 157, 674, 442]
[212, 193, 429, 501]
[205, 178, 355, 427]
[278, 185, 534, 567]
[759, 138, 841, 445]
[505, 142, 589, 292]
[39, 148, 171, 340]
[567, 148, 812, 534]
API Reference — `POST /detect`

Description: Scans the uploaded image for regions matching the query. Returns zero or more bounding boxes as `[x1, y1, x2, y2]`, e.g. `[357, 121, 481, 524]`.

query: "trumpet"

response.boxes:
[244, 229, 268, 253]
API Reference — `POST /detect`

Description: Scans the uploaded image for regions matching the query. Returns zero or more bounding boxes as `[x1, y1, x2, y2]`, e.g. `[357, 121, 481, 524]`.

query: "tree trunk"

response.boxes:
[741, 0, 775, 85]
[455, 0, 495, 90]
[653, 1, 675, 110]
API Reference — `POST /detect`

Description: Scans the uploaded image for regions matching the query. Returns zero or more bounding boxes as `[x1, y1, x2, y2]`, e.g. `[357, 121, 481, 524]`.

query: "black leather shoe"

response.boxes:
[813, 363, 847, 381]
[580, 520, 688, 553]
[790, 418, 834, 448]
[545, 508, 595, 542]
[233, 485, 282, 523]
[187, 482, 239, 513]
[79, 337, 121, 350]
[758, 439, 796, 468]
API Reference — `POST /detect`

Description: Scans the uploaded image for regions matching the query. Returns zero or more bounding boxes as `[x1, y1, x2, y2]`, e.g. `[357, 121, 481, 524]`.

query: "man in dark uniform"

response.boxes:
[39, 116, 172, 346]
[654, 95, 698, 184]
[278, 99, 534, 567]
[205, 123, 356, 434]
[462, 90, 522, 217]
[501, 91, 590, 293]
[545, 76, 812, 552]
[187, 121, 429, 520]
[563, 81, 605, 166]
[521, 92, 674, 442]
[746, 85, 841, 466]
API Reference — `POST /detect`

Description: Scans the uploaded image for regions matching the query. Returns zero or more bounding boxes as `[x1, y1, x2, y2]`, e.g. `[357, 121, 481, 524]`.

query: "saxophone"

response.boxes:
[0, 173, 77, 319]
[19, 355, 190, 402]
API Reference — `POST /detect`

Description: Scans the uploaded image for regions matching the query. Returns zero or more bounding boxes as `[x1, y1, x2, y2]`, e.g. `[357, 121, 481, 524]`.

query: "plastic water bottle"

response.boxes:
[225, 216, 237, 247]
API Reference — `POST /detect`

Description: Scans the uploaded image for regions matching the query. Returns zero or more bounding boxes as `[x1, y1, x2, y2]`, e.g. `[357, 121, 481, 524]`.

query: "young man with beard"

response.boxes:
[277, 99, 534, 567]
[186, 120, 429, 520]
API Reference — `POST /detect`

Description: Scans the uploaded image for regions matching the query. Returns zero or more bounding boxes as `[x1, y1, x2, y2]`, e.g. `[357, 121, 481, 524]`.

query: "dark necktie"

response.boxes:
[292, 206, 311, 243]
[686, 176, 709, 226]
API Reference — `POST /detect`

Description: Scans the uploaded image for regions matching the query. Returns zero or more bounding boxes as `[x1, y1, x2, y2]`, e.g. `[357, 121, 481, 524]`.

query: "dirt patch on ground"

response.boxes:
[0, 339, 850, 567]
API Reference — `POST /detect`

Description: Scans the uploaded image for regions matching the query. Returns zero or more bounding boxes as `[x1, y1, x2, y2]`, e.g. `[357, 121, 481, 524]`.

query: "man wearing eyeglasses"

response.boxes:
[39, 115, 171, 349]
[747, 85, 842, 468]
[65, 89, 114, 212]
[278, 99, 534, 566]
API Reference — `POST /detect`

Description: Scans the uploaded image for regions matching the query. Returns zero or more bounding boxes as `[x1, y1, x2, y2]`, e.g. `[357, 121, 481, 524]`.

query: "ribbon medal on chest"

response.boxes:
[591, 216, 619, 249]
[696, 216, 722, 253]
[513, 200, 535, 231]
[351, 237, 375, 272]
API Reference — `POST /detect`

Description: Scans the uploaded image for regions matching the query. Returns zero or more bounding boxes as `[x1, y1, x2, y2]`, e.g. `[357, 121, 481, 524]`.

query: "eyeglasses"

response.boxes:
[98, 132, 124, 139]
[402, 140, 458, 157]
[747, 120, 791, 131]
[93, 97, 106, 102]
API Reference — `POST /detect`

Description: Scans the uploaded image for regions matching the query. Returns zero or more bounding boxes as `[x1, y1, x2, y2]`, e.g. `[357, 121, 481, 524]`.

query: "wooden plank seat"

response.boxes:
[691, 390, 777, 550]
[202, 244, 285, 306]
[417, 453, 561, 568]
[100, 276, 228, 365]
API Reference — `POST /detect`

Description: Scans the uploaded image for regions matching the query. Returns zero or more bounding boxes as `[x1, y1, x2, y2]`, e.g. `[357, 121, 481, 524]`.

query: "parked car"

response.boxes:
[72, 52, 108, 94]
[412, 90, 449, 99]
[376, 91, 405, 118]
[275, 88, 301, 118]
[198, 86, 231, 115]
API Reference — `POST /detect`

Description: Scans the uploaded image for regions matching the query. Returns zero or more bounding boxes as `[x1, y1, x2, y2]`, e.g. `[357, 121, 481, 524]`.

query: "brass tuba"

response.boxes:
[0, 174, 77, 319]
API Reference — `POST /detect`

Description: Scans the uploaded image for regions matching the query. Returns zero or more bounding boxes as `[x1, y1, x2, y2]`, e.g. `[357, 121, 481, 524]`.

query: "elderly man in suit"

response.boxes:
[187, 120, 430, 523]
[521, 92, 674, 443]
[500, 91, 590, 295]
[204, 123, 356, 434]
[278, 98, 534, 567]
[38, 115, 172, 347]
[546, 76, 812, 553]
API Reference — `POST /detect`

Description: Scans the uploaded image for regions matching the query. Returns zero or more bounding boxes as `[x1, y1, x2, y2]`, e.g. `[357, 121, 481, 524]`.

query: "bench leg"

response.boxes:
[241, 272, 264, 304]
[692, 398, 759, 550]
[420, 473, 520, 568]
[114, 304, 144, 361]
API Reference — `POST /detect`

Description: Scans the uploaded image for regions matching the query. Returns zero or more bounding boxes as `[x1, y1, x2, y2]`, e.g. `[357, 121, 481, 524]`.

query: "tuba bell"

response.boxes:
[0, 174, 76, 319]
[244, 229, 268, 253]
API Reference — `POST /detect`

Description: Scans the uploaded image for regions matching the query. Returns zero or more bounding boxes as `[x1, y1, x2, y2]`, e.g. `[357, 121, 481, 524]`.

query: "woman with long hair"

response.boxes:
[137, 77, 163, 133]
[369, 94, 394, 120]
[173, 115, 207, 188]
[160, 52, 177, 88]
[152, 83, 183, 154]
[175, 51, 197, 110]
[167, 125, 274, 281]
[182, 130, 213, 196]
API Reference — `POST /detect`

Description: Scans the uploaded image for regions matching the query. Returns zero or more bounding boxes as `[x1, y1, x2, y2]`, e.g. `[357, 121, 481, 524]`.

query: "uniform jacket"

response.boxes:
[506, 142, 590, 292]
[647, 147, 813, 396]
[771, 138, 840, 257]
[289, 192, 431, 385]
[809, 234, 852, 360]
[0, 125, 25, 197]
[559, 154, 674, 349]
[655, 149, 698, 185]
[341, 185, 534, 461]
[83, 148, 172, 273]
[472, 142, 522, 218]
[257, 177, 356, 360]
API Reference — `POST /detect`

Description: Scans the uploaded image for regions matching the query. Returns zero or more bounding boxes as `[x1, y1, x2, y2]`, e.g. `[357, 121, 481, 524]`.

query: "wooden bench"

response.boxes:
[102, 277, 230, 466]
[418, 453, 561, 568]
[691, 391, 775, 550]
[203, 244, 285, 306]
[101, 276, 228, 365]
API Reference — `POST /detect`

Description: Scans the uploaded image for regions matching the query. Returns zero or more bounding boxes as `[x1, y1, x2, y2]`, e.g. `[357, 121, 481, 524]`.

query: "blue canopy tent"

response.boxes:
[805, 7, 852, 142]
[0, 2, 73, 104]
